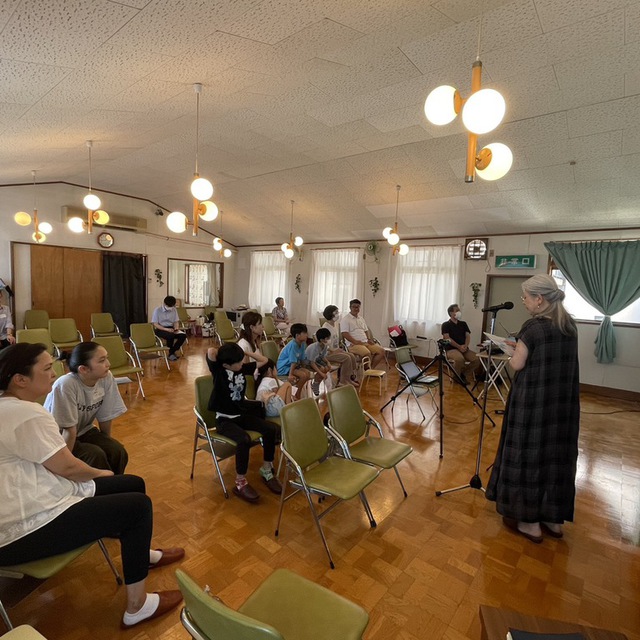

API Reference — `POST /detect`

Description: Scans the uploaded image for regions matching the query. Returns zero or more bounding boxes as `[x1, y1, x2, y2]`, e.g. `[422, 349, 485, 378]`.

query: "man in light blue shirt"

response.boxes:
[151, 296, 187, 361]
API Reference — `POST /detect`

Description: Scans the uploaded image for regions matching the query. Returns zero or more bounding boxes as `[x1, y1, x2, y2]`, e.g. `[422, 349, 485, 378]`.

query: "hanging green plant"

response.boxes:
[294, 273, 302, 293]
[155, 268, 164, 287]
[369, 276, 380, 297]
[470, 282, 482, 309]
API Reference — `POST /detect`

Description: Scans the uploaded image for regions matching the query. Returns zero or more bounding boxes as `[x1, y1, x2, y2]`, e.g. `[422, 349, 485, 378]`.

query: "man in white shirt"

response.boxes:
[340, 299, 385, 368]
[151, 296, 187, 361]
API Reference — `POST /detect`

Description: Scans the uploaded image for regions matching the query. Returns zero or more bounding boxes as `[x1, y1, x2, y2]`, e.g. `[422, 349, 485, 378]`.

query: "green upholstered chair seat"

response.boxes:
[50, 340, 81, 350]
[48, 319, 83, 349]
[0, 545, 92, 579]
[109, 364, 143, 378]
[205, 429, 262, 458]
[136, 345, 169, 354]
[90, 313, 120, 337]
[93, 336, 145, 399]
[348, 438, 412, 469]
[300, 457, 378, 500]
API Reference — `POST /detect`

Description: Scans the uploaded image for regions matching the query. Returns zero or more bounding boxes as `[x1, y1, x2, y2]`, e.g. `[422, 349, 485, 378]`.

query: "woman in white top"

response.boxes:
[0, 343, 184, 629]
[237, 311, 268, 366]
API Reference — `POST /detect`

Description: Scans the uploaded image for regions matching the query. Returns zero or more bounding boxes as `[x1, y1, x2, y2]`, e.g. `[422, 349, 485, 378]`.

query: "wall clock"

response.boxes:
[97, 232, 114, 248]
[464, 238, 488, 260]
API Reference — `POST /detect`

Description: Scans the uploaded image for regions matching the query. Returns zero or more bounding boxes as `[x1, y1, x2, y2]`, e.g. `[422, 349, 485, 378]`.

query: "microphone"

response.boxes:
[482, 301, 514, 313]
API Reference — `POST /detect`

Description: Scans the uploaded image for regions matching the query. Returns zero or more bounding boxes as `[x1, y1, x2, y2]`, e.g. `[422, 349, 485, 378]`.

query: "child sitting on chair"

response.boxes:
[276, 323, 311, 400]
[304, 327, 333, 397]
[255, 359, 293, 417]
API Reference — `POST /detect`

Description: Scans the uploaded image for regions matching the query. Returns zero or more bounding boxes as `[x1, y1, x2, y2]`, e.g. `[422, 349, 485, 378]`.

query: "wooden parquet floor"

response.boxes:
[5, 338, 640, 639]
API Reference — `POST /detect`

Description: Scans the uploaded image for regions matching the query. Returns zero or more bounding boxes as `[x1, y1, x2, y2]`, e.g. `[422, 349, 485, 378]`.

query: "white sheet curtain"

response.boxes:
[307, 249, 362, 325]
[248, 251, 289, 314]
[391, 245, 461, 339]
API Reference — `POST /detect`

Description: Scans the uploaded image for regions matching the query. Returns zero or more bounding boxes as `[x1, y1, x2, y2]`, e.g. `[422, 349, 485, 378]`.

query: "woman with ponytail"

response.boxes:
[486, 274, 580, 543]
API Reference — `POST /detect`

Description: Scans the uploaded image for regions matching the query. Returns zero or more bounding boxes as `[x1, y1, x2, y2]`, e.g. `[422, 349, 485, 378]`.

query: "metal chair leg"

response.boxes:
[190, 423, 199, 479]
[274, 464, 290, 536]
[97, 539, 123, 585]
[303, 489, 336, 569]
[393, 466, 408, 498]
[0, 599, 13, 631]
[358, 490, 377, 528]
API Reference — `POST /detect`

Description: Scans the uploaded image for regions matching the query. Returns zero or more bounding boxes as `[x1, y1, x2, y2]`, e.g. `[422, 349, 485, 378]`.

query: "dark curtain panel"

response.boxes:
[102, 253, 147, 338]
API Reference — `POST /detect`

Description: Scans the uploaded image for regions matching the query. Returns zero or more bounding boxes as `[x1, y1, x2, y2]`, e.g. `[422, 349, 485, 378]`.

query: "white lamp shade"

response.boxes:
[14, 211, 32, 226]
[294, 235, 303, 247]
[68, 217, 85, 233]
[199, 200, 219, 221]
[94, 210, 109, 225]
[167, 211, 188, 233]
[424, 85, 458, 125]
[281, 242, 289, 252]
[213, 238, 222, 251]
[284, 247, 294, 259]
[476, 143, 513, 181]
[382, 226, 393, 239]
[191, 177, 214, 201]
[38, 222, 53, 234]
[223, 248, 232, 258]
[461, 88, 506, 134]
[32, 231, 46, 243]
[398, 243, 409, 255]
[83, 192, 101, 210]
[387, 232, 400, 246]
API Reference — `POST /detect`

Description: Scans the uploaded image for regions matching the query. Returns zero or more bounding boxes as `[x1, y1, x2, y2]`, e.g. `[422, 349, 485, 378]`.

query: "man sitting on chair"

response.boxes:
[151, 296, 187, 362]
[340, 299, 385, 369]
[441, 304, 480, 385]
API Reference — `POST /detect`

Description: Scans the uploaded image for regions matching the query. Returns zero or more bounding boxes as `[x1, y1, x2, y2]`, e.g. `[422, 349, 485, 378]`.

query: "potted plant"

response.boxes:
[470, 282, 482, 309]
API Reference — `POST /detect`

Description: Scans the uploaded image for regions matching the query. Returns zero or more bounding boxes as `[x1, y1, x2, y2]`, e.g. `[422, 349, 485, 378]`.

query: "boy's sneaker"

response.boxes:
[260, 467, 283, 494]
[310, 381, 321, 396]
[168, 354, 179, 361]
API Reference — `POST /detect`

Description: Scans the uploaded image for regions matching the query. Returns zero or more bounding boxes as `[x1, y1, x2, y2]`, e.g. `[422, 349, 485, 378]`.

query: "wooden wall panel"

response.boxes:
[30, 245, 65, 318]
[63, 248, 103, 340]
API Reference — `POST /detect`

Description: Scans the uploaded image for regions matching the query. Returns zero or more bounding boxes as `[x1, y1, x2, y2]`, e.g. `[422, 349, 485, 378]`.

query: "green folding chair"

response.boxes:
[90, 312, 120, 338]
[48, 318, 83, 352]
[214, 315, 239, 344]
[262, 315, 284, 344]
[129, 323, 170, 370]
[16, 329, 57, 357]
[23, 310, 49, 330]
[93, 336, 145, 399]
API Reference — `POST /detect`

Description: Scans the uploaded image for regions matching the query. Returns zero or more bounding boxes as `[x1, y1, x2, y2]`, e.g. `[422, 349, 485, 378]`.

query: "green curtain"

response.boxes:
[544, 240, 640, 363]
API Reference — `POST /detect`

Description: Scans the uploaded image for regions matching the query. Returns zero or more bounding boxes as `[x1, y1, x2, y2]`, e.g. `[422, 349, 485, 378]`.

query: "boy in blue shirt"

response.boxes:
[276, 323, 311, 400]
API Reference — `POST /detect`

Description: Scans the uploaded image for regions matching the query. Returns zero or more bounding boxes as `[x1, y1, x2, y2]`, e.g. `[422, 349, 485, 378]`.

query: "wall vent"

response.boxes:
[61, 206, 148, 232]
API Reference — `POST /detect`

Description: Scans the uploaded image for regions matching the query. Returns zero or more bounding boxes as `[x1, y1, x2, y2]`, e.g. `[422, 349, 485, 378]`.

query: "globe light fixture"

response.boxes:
[212, 211, 232, 259]
[167, 211, 188, 233]
[461, 88, 506, 134]
[13, 171, 53, 244]
[281, 200, 303, 260]
[424, 85, 460, 126]
[475, 142, 513, 181]
[382, 185, 409, 257]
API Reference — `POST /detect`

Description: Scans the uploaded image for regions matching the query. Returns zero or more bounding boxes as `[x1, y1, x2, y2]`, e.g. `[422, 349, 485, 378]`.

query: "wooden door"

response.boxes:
[63, 248, 102, 340]
[31, 245, 65, 317]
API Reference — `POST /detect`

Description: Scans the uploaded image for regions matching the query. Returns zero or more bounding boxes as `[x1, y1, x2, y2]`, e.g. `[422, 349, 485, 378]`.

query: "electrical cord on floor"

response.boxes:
[580, 408, 640, 414]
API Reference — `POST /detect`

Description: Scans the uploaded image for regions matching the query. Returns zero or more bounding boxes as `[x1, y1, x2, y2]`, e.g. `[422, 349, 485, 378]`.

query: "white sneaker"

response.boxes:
[168, 354, 179, 361]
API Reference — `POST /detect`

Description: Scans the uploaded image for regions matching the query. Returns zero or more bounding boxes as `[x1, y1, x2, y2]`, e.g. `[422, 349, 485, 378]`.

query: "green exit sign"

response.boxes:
[495, 255, 537, 269]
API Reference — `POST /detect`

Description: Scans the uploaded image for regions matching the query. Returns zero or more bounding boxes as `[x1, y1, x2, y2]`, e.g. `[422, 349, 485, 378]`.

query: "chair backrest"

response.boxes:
[326, 385, 368, 445]
[395, 346, 413, 366]
[129, 323, 157, 348]
[177, 306, 191, 322]
[214, 310, 229, 326]
[93, 335, 130, 369]
[361, 355, 372, 371]
[91, 312, 116, 334]
[49, 318, 79, 343]
[16, 329, 56, 355]
[203, 305, 216, 320]
[194, 375, 217, 429]
[280, 399, 329, 470]
[176, 570, 283, 640]
[216, 317, 237, 342]
[262, 315, 278, 336]
[260, 340, 280, 365]
[24, 309, 49, 330]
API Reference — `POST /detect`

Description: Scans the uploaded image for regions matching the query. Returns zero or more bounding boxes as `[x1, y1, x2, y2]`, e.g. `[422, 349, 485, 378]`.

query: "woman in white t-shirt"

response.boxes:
[0, 343, 185, 629]
[237, 311, 268, 367]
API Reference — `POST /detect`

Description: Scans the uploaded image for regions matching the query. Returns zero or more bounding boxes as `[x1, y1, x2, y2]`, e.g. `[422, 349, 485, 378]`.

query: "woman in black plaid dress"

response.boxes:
[486, 274, 579, 543]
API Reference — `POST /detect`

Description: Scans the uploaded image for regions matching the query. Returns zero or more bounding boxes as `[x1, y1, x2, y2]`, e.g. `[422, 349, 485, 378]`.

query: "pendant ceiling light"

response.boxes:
[14, 170, 53, 243]
[423, 12, 512, 183]
[167, 83, 218, 235]
[212, 211, 232, 258]
[68, 140, 110, 233]
[382, 185, 409, 256]
[281, 200, 303, 260]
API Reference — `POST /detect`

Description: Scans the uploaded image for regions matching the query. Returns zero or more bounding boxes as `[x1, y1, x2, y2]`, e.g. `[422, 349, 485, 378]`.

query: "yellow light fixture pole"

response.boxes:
[14, 170, 53, 243]
[382, 185, 409, 256]
[167, 83, 218, 235]
[281, 200, 303, 260]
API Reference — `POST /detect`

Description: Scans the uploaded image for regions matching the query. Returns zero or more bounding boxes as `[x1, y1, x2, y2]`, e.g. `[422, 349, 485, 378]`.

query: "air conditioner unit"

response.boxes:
[61, 206, 148, 232]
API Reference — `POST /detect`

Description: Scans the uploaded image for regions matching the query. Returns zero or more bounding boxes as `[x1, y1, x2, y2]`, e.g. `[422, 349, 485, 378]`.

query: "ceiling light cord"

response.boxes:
[87, 140, 93, 192]
[194, 85, 201, 176]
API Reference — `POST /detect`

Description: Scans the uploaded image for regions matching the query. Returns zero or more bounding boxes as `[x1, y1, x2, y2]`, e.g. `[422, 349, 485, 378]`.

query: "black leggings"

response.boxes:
[0, 474, 152, 585]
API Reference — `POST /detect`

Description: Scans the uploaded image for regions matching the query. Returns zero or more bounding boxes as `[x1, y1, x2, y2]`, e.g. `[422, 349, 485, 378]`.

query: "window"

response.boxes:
[248, 251, 289, 314]
[186, 264, 209, 306]
[307, 249, 362, 324]
[551, 269, 640, 325]
[393, 245, 460, 336]
[168, 259, 222, 307]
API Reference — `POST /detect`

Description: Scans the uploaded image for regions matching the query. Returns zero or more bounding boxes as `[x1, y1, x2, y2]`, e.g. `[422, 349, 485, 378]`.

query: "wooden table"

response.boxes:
[480, 605, 628, 640]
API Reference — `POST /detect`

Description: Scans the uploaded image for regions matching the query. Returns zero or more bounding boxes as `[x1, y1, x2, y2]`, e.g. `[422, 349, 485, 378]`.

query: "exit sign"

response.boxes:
[495, 255, 537, 269]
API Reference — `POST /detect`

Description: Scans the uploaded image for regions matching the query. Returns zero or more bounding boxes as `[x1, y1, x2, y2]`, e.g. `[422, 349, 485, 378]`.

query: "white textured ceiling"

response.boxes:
[1, 0, 640, 246]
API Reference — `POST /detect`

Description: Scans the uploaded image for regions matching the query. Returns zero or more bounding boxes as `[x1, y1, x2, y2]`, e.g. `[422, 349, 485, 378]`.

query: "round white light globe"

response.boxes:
[294, 236, 303, 247]
[461, 89, 506, 134]
[68, 217, 85, 233]
[388, 232, 400, 246]
[284, 247, 294, 259]
[223, 248, 232, 258]
[32, 231, 46, 243]
[199, 201, 219, 222]
[83, 193, 101, 210]
[382, 226, 393, 239]
[399, 243, 409, 255]
[213, 238, 222, 251]
[94, 210, 109, 225]
[166, 211, 187, 233]
[38, 222, 53, 234]
[281, 243, 289, 252]
[191, 177, 214, 201]
[424, 85, 458, 125]
[14, 211, 32, 226]
[476, 143, 513, 181]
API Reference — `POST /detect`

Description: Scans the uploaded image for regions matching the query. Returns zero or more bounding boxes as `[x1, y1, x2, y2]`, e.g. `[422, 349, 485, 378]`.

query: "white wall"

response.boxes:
[0, 183, 236, 326]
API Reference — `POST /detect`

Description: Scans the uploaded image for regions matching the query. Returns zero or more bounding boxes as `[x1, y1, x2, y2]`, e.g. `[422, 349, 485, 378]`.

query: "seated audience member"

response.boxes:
[151, 296, 186, 361]
[0, 299, 15, 349]
[305, 327, 333, 396]
[322, 305, 359, 388]
[276, 323, 311, 400]
[441, 303, 480, 384]
[0, 343, 185, 629]
[271, 297, 291, 331]
[45, 341, 128, 474]
[255, 359, 293, 417]
[206, 343, 282, 503]
[340, 299, 385, 368]
[237, 311, 268, 366]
